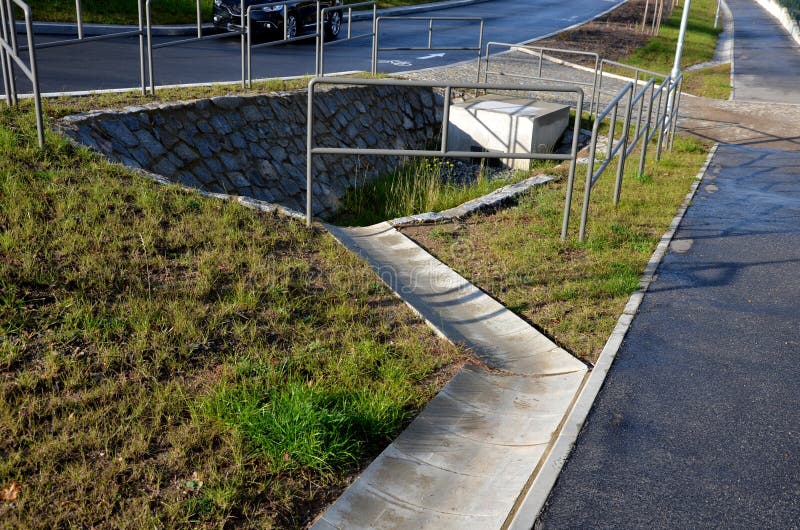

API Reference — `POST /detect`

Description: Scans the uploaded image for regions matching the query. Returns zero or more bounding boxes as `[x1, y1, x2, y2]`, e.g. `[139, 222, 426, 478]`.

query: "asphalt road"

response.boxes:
[4, 0, 623, 94]
[537, 0, 800, 527]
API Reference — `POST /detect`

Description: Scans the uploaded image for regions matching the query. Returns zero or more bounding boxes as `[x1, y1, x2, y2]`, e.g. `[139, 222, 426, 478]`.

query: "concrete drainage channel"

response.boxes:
[58, 84, 592, 529]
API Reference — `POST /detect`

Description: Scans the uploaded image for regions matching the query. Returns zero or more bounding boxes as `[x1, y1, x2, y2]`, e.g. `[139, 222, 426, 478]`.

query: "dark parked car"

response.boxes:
[212, 0, 343, 40]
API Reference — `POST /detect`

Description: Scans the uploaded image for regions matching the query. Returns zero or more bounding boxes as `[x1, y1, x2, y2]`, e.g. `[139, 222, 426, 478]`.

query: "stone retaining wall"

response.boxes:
[58, 86, 442, 218]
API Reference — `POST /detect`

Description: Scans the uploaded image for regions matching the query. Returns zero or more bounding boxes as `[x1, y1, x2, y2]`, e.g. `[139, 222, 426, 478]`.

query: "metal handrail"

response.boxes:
[317, 0, 376, 76]
[246, 0, 323, 86]
[306, 76, 584, 241]
[371, 16, 484, 80]
[596, 58, 667, 116]
[10, 0, 146, 96]
[147, 0, 246, 93]
[482, 42, 601, 119]
[0, 0, 43, 147]
[577, 71, 678, 241]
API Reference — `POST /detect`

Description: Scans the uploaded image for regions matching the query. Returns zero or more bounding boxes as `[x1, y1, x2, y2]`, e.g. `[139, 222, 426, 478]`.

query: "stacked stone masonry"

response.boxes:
[59, 86, 443, 218]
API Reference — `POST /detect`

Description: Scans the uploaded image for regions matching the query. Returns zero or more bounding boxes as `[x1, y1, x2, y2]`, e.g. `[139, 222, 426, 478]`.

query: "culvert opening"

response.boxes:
[59, 85, 583, 227]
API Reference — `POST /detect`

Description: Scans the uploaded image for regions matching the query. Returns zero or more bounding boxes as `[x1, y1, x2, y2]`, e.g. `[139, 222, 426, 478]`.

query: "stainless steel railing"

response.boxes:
[306, 76, 584, 240]
[577, 71, 683, 241]
[147, 0, 246, 93]
[317, 0, 376, 76]
[481, 42, 601, 119]
[371, 16, 484, 79]
[0, 0, 43, 147]
[245, 0, 321, 86]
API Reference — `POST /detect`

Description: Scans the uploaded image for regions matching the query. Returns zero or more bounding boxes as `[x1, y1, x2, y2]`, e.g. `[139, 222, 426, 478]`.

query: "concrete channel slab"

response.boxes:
[314, 223, 587, 529]
[325, 222, 585, 375]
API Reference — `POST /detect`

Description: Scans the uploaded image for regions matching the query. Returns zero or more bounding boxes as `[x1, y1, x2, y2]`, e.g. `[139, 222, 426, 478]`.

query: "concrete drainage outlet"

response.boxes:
[57, 86, 443, 219]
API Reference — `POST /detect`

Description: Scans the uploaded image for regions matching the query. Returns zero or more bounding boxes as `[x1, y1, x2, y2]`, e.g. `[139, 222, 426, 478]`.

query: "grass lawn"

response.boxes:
[400, 134, 711, 362]
[683, 63, 731, 100]
[25, 0, 437, 25]
[625, 0, 722, 74]
[0, 86, 463, 528]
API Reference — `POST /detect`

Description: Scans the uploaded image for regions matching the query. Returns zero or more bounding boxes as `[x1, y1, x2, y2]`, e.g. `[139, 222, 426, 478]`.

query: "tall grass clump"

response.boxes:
[334, 157, 533, 226]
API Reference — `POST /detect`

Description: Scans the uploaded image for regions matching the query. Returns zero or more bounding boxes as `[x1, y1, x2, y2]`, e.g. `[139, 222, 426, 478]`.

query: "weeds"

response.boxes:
[334, 156, 548, 226]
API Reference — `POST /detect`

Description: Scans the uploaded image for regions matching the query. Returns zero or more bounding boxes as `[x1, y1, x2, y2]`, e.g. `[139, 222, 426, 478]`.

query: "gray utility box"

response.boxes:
[447, 95, 570, 170]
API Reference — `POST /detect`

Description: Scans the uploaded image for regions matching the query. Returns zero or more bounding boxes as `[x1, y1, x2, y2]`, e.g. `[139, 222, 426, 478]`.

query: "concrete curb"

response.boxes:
[505, 143, 720, 529]
[18, 0, 490, 36]
[389, 174, 554, 226]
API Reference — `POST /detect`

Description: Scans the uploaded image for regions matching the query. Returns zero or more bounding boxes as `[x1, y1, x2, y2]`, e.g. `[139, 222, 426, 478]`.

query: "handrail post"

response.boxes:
[21, 4, 42, 148]
[315, 1, 321, 76]
[75, 0, 84, 40]
[613, 86, 635, 205]
[475, 20, 483, 85]
[138, 0, 145, 95]
[590, 55, 599, 120]
[240, 0, 245, 89]
[561, 90, 584, 241]
[669, 76, 682, 150]
[247, 6, 252, 86]
[655, 77, 668, 160]
[370, 4, 377, 74]
[316, 10, 322, 76]
[578, 118, 600, 242]
[306, 79, 316, 226]
[638, 84, 655, 178]
[440, 87, 451, 153]
[146, 0, 154, 95]
[196, 0, 202, 38]
[371, 16, 379, 74]
[0, 0, 14, 106]
[595, 61, 604, 117]
[606, 102, 618, 161]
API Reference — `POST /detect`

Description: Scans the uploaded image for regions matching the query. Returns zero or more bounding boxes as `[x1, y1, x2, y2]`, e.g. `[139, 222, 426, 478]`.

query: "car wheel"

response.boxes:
[285, 14, 298, 39]
[324, 10, 341, 41]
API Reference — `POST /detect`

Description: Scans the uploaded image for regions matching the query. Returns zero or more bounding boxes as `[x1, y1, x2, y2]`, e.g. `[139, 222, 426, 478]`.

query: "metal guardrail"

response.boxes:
[371, 16, 484, 78]
[595, 58, 666, 116]
[318, 0, 376, 76]
[306, 76, 584, 240]
[481, 41, 600, 119]
[148, 0, 246, 93]
[0, 0, 43, 147]
[246, 0, 322, 86]
[15, 0, 147, 96]
[577, 72, 683, 241]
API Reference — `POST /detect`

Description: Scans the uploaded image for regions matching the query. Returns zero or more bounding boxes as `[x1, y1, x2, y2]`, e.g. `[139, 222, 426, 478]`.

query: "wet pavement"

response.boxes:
[537, 0, 800, 527]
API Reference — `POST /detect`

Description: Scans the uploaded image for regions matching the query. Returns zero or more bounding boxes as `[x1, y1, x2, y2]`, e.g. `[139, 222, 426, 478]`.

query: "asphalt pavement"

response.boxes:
[3, 0, 624, 94]
[537, 0, 800, 527]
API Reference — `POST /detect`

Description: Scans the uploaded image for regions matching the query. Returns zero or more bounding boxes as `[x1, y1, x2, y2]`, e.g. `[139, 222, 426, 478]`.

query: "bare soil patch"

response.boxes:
[534, 0, 655, 65]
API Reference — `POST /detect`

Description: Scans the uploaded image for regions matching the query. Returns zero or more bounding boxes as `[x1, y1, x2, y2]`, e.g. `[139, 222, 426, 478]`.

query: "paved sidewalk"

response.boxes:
[538, 0, 800, 526]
